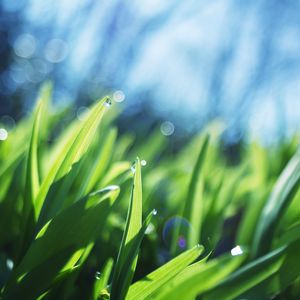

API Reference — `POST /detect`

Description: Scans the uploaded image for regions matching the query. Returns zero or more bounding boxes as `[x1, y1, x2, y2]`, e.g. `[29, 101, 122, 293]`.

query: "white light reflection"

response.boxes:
[0, 128, 8, 141]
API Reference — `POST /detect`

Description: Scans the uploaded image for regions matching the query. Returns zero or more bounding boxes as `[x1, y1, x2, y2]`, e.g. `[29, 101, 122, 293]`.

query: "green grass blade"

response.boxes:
[172, 135, 209, 252]
[35, 96, 111, 224]
[203, 246, 286, 300]
[252, 152, 300, 257]
[84, 128, 117, 194]
[94, 258, 114, 300]
[24, 101, 42, 207]
[172, 251, 211, 283]
[18, 99, 44, 259]
[4, 186, 119, 299]
[267, 239, 300, 297]
[110, 157, 143, 299]
[157, 248, 246, 300]
[112, 210, 155, 300]
[100, 161, 131, 187]
[126, 244, 204, 300]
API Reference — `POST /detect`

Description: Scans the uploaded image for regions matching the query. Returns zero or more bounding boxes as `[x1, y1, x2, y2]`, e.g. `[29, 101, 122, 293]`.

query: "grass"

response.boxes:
[0, 83, 300, 299]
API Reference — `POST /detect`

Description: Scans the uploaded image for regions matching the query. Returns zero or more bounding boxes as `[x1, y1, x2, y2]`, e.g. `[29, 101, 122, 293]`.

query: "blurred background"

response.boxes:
[1, 0, 300, 144]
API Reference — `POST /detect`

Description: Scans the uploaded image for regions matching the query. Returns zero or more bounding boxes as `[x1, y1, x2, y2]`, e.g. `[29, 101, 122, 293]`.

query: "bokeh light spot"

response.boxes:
[160, 121, 175, 136]
[45, 39, 68, 63]
[113, 90, 125, 102]
[163, 216, 194, 252]
[13, 34, 36, 58]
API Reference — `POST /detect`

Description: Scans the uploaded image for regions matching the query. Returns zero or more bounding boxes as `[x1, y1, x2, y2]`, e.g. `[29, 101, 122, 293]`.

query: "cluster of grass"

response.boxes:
[0, 83, 300, 299]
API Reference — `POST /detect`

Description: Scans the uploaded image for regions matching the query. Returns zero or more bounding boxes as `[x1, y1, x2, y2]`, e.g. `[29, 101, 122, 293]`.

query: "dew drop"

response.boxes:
[153, 209, 158, 216]
[95, 271, 101, 280]
[131, 162, 136, 174]
[0, 128, 8, 141]
[231, 245, 243, 256]
[141, 159, 147, 167]
[104, 97, 112, 107]
[6, 259, 14, 270]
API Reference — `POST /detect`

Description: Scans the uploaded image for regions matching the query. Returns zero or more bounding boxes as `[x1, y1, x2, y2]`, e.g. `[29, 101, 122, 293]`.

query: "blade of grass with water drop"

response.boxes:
[252, 152, 300, 258]
[157, 250, 246, 300]
[110, 158, 143, 299]
[94, 258, 114, 300]
[4, 186, 119, 300]
[35, 96, 111, 224]
[203, 246, 286, 300]
[126, 244, 204, 300]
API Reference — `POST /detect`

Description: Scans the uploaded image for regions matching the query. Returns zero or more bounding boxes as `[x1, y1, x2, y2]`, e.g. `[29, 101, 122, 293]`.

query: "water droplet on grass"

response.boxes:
[231, 245, 243, 256]
[6, 259, 14, 270]
[131, 161, 136, 173]
[0, 128, 8, 140]
[141, 159, 147, 166]
[153, 209, 158, 215]
[104, 97, 112, 107]
[95, 271, 101, 280]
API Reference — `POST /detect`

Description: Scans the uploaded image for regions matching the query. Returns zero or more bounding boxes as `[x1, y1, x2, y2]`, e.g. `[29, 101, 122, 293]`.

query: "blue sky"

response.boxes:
[3, 0, 300, 142]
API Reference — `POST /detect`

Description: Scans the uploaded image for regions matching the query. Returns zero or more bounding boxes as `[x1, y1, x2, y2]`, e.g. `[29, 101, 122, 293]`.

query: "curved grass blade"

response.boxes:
[203, 246, 286, 300]
[100, 161, 131, 187]
[3, 186, 119, 299]
[18, 99, 43, 259]
[126, 244, 204, 300]
[157, 249, 246, 300]
[252, 152, 300, 258]
[35, 96, 111, 224]
[265, 239, 300, 298]
[172, 250, 211, 283]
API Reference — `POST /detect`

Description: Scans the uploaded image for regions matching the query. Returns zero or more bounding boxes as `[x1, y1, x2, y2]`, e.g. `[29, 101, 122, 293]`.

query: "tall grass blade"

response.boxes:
[203, 246, 286, 300]
[35, 96, 111, 225]
[111, 158, 143, 299]
[4, 186, 119, 299]
[126, 244, 204, 300]
[252, 152, 300, 257]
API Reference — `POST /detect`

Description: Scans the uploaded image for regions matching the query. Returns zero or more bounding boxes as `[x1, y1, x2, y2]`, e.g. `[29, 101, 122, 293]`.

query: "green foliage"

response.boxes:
[0, 83, 300, 299]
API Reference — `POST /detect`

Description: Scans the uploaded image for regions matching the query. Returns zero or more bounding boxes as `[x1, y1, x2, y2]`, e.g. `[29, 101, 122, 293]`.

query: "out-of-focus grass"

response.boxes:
[0, 83, 300, 300]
